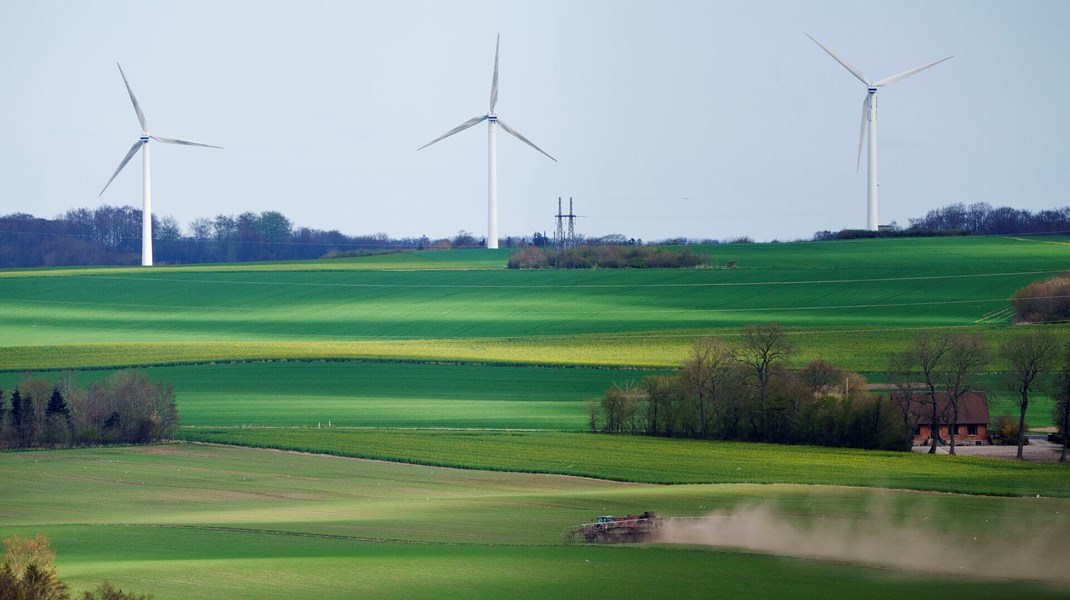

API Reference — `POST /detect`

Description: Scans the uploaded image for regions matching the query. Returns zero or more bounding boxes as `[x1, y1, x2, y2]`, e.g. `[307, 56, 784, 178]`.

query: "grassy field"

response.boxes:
[2, 237, 1067, 368]
[177, 428, 1070, 496]
[0, 361, 661, 429]
[2, 445, 1068, 599]
[4, 237, 1070, 597]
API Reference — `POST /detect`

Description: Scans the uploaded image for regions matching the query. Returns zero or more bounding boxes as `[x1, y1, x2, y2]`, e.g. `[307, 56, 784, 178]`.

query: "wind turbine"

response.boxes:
[99, 63, 221, 266]
[807, 34, 951, 231]
[419, 35, 556, 250]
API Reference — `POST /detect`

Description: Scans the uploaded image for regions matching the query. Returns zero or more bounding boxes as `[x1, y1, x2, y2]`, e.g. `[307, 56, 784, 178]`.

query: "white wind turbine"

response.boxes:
[807, 34, 952, 231]
[99, 63, 222, 266]
[419, 35, 556, 250]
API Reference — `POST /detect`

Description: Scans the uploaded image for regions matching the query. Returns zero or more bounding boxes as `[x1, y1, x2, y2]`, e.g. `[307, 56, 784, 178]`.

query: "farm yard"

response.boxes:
[3, 236, 1070, 598]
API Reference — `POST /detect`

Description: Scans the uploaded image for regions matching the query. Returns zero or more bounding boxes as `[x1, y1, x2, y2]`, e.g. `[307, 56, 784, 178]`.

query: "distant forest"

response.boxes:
[814, 202, 1070, 240]
[2, 202, 1068, 268]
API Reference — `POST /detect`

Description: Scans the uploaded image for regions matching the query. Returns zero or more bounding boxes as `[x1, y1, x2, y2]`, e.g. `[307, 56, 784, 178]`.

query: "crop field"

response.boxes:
[0, 361, 659, 429]
[4, 237, 1070, 597]
[2, 237, 1068, 369]
[177, 428, 1070, 496]
[2, 445, 1068, 599]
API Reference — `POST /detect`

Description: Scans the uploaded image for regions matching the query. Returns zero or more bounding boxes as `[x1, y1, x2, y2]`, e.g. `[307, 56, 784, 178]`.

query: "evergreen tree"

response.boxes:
[10, 389, 40, 448]
[43, 387, 73, 447]
[8, 391, 23, 447]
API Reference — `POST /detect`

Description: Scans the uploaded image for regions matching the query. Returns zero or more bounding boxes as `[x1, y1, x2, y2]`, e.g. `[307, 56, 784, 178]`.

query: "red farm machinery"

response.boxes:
[564, 512, 663, 544]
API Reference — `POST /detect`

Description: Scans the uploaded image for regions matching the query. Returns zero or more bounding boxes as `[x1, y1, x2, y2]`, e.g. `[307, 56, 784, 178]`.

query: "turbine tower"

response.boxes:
[419, 35, 556, 249]
[100, 63, 222, 266]
[807, 34, 951, 231]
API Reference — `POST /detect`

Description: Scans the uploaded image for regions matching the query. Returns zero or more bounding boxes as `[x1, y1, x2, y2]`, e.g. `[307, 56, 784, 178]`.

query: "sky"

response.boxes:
[1, 0, 1068, 243]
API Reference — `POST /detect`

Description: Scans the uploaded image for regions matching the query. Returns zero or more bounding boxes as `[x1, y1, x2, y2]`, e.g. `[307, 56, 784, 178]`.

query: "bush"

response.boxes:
[992, 413, 1028, 442]
[1012, 274, 1070, 323]
[79, 581, 153, 600]
[1, 535, 69, 600]
[507, 245, 708, 269]
[1, 536, 153, 600]
[506, 247, 549, 269]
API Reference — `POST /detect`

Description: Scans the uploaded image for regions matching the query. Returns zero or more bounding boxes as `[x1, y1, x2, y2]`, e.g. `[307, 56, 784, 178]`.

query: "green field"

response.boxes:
[0, 361, 661, 429]
[4, 237, 1070, 598]
[2, 445, 1067, 599]
[2, 237, 1068, 371]
[176, 428, 1070, 496]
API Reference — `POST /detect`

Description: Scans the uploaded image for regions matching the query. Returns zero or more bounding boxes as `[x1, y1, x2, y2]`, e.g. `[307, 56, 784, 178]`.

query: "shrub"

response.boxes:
[0, 536, 153, 600]
[78, 581, 153, 600]
[1011, 274, 1070, 323]
[507, 245, 708, 269]
[506, 247, 549, 269]
[1, 535, 69, 600]
[992, 413, 1027, 440]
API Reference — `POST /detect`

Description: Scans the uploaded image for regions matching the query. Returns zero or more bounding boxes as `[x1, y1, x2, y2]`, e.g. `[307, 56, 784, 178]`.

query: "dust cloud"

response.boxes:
[656, 500, 1070, 585]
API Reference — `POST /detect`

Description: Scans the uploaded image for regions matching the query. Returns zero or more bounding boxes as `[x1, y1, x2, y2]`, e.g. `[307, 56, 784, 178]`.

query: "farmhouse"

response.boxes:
[897, 391, 991, 446]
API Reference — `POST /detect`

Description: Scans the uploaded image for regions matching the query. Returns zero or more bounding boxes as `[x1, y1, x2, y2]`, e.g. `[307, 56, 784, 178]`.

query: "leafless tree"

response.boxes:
[895, 331, 955, 454]
[1052, 343, 1070, 463]
[681, 337, 736, 437]
[800, 359, 842, 397]
[1001, 330, 1059, 460]
[734, 323, 796, 437]
[939, 333, 990, 455]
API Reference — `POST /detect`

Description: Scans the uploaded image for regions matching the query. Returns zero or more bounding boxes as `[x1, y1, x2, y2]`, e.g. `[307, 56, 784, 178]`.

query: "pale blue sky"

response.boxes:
[1, 1, 1067, 242]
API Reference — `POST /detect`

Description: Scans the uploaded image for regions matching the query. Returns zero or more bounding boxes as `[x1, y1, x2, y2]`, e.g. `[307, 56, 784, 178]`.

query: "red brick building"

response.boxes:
[897, 391, 991, 446]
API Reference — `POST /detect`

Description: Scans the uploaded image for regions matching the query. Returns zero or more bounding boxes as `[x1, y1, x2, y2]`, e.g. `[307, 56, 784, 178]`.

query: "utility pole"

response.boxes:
[567, 197, 576, 250]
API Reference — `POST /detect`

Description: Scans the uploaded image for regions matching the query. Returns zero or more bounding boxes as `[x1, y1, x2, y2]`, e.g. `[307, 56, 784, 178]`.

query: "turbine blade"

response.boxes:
[417, 115, 488, 151]
[151, 135, 223, 149]
[872, 56, 953, 87]
[857, 95, 869, 173]
[490, 34, 500, 113]
[496, 118, 557, 162]
[117, 63, 148, 131]
[99, 140, 144, 196]
[805, 33, 870, 85]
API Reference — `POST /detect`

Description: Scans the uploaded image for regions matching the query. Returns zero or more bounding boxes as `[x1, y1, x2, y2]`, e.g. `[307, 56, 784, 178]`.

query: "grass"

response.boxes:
[1, 237, 1065, 352]
[1, 361, 662, 429]
[5, 237, 1070, 596]
[2, 444, 1067, 599]
[176, 428, 1070, 497]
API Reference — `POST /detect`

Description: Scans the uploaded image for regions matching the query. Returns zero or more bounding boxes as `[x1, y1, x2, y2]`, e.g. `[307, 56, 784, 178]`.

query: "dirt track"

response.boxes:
[912, 437, 1066, 462]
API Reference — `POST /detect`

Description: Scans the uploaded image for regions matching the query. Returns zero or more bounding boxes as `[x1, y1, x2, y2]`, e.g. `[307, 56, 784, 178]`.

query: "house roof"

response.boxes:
[892, 390, 990, 425]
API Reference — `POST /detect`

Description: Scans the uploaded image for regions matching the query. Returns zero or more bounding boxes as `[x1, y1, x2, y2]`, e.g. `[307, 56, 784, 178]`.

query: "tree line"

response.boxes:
[0, 371, 177, 449]
[906, 202, 1070, 235]
[0, 207, 438, 268]
[590, 324, 1070, 460]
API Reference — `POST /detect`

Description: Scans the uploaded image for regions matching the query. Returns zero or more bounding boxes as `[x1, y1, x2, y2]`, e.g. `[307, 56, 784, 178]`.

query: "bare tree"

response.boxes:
[1053, 342, 1070, 463]
[895, 332, 955, 454]
[1001, 330, 1059, 460]
[800, 359, 842, 397]
[681, 337, 736, 437]
[939, 333, 990, 455]
[734, 323, 796, 439]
